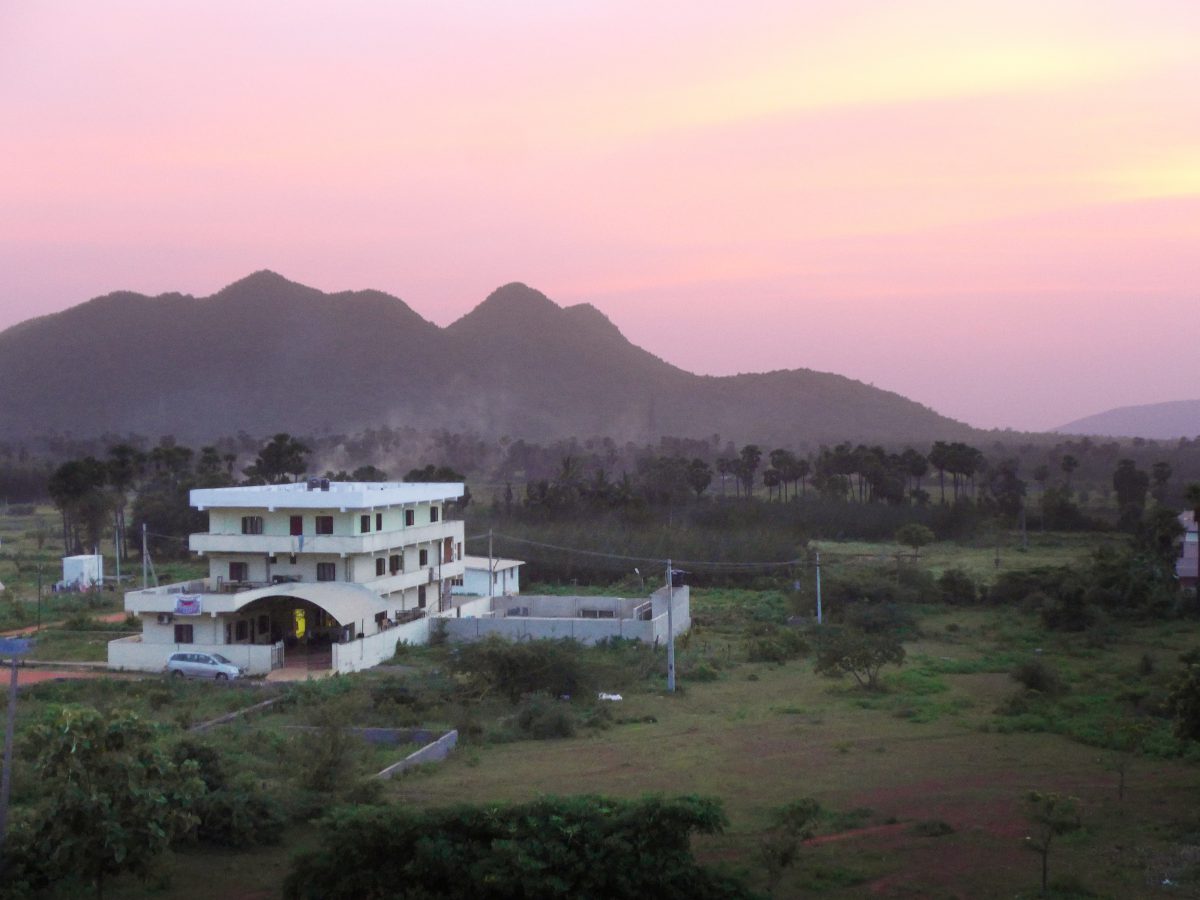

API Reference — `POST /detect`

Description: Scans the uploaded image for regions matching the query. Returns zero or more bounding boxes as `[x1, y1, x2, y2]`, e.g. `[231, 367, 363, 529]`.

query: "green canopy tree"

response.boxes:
[1022, 791, 1081, 895]
[284, 795, 754, 900]
[894, 523, 935, 559]
[16, 707, 203, 899]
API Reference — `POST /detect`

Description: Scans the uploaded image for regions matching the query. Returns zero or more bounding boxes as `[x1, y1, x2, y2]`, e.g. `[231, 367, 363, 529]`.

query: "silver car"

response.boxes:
[165, 651, 244, 681]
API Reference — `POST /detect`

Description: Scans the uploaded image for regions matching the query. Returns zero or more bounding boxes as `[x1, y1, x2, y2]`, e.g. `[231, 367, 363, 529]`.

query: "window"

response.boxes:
[316, 515, 334, 535]
[417, 585, 427, 608]
[430, 506, 440, 522]
[290, 515, 303, 536]
[317, 562, 336, 582]
[229, 561, 249, 582]
[419, 548, 429, 567]
[375, 558, 385, 576]
[235, 620, 249, 641]
[241, 516, 263, 535]
[389, 554, 401, 574]
[404, 509, 415, 527]
[360, 514, 371, 533]
[174, 624, 194, 644]
[376, 513, 383, 530]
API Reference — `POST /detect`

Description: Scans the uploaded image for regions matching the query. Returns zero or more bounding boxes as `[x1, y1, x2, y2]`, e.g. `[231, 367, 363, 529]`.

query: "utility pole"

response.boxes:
[142, 523, 148, 589]
[0, 651, 20, 868]
[665, 558, 676, 693]
[35, 566, 42, 633]
[815, 551, 823, 625]
[488, 529, 495, 599]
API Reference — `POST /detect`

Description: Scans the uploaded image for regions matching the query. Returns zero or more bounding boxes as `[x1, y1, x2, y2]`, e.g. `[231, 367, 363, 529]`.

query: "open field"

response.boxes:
[18, 595, 1187, 899]
[3, 521, 1197, 898]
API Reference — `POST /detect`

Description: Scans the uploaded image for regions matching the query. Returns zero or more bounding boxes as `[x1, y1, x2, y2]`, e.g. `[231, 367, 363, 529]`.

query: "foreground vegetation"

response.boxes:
[0, 549, 1197, 897]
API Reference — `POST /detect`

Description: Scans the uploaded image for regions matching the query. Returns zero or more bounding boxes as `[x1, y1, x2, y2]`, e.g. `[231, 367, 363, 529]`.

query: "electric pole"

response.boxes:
[665, 558, 676, 693]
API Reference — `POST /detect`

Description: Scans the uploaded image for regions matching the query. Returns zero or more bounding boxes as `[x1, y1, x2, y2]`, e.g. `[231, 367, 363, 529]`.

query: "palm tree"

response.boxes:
[739, 445, 762, 498]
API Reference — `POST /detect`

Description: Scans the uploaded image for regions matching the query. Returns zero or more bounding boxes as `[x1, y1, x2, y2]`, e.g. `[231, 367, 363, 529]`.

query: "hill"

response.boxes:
[0, 272, 977, 445]
[1055, 399, 1200, 440]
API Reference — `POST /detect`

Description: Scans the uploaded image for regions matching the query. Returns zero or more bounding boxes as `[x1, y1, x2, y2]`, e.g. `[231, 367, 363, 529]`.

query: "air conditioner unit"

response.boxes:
[157, 612, 173, 625]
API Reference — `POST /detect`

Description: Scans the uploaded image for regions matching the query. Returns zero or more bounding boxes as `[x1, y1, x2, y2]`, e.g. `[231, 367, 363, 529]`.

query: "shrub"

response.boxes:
[909, 819, 955, 837]
[514, 693, 577, 739]
[937, 568, 977, 605]
[813, 627, 905, 690]
[1011, 660, 1064, 697]
[842, 602, 917, 637]
[192, 777, 285, 847]
[452, 636, 588, 703]
[745, 624, 807, 663]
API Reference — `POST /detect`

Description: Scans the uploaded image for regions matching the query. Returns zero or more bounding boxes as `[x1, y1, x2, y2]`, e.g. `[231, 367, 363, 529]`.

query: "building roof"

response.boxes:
[191, 481, 464, 511]
[462, 555, 524, 572]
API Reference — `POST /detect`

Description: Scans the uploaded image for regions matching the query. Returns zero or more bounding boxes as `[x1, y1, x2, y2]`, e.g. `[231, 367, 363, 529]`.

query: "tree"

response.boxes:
[756, 798, 820, 896]
[244, 433, 310, 484]
[1150, 462, 1172, 504]
[1060, 454, 1079, 490]
[813, 627, 905, 690]
[1100, 719, 1149, 801]
[18, 707, 203, 899]
[1169, 660, 1200, 742]
[685, 458, 712, 499]
[739, 444, 762, 497]
[284, 795, 755, 900]
[1022, 791, 1081, 895]
[928, 441, 950, 504]
[894, 523, 935, 559]
[1112, 459, 1150, 530]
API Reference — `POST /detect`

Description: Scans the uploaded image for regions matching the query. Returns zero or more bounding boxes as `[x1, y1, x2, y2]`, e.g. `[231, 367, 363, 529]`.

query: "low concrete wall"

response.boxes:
[332, 615, 429, 673]
[107, 635, 281, 675]
[442, 586, 689, 647]
[374, 729, 458, 779]
[442, 615, 655, 645]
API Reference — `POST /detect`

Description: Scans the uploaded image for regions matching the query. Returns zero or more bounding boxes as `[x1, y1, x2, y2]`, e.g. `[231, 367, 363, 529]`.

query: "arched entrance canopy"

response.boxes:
[231, 581, 386, 629]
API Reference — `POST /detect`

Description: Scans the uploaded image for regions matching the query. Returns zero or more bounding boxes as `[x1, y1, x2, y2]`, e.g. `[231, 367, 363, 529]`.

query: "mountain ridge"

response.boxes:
[1055, 399, 1200, 440]
[0, 272, 978, 444]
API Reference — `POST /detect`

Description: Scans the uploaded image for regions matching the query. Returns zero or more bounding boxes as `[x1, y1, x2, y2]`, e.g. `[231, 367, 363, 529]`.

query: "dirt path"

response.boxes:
[0, 610, 127, 638]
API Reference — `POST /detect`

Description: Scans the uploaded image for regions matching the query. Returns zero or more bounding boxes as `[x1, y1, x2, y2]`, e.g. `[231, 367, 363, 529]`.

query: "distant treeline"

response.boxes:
[20, 428, 1200, 583]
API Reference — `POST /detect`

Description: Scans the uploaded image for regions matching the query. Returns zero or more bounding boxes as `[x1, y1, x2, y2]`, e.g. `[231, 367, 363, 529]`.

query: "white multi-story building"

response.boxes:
[109, 480, 465, 675]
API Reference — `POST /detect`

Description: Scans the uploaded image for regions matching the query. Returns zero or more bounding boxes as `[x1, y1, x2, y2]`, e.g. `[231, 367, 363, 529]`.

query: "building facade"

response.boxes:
[452, 555, 524, 598]
[110, 480, 465, 674]
[1179, 511, 1198, 590]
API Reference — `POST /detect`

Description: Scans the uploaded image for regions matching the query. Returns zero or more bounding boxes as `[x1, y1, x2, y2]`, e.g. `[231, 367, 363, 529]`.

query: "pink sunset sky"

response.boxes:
[2, 1, 1197, 432]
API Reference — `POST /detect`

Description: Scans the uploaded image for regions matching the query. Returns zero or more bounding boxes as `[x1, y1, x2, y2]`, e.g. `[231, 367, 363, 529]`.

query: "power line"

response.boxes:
[466, 531, 805, 571]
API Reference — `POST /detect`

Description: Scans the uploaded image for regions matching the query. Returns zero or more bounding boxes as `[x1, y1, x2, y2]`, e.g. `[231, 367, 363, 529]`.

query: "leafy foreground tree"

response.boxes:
[1022, 791, 1081, 896]
[284, 795, 756, 900]
[894, 523, 935, 559]
[9, 707, 203, 899]
[756, 798, 821, 897]
[813, 626, 906, 690]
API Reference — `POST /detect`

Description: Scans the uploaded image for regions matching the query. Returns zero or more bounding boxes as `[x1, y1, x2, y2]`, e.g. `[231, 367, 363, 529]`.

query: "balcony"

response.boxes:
[190, 521, 463, 557]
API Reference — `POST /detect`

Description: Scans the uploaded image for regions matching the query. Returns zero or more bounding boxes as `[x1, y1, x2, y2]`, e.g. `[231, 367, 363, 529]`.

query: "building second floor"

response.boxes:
[189, 480, 464, 558]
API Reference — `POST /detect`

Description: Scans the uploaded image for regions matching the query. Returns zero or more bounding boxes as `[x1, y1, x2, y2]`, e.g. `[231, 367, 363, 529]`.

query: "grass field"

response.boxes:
[4, 515, 1196, 899]
[29, 596, 1190, 900]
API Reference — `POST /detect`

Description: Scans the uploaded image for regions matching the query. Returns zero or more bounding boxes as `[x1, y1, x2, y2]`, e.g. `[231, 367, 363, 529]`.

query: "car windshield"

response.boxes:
[210, 654, 231, 665]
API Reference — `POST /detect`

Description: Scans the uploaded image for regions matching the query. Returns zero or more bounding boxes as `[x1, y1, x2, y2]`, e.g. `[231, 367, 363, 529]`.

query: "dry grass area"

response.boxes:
[379, 617, 1199, 899]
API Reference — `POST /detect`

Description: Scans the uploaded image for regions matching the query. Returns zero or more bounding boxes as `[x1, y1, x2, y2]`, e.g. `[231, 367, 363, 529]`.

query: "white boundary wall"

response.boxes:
[332, 615, 430, 673]
[442, 587, 688, 646]
[108, 635, 282, 674]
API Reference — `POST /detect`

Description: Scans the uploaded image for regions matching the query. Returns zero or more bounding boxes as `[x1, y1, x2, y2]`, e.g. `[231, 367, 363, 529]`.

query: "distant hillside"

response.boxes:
[0, 272, 977, 445]
[1055, 400, 1200, 440]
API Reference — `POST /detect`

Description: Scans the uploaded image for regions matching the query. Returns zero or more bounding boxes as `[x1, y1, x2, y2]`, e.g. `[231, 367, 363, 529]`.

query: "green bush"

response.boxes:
[1011, 660, 1065, 696]
[514, 693, 577, 739]
[745, 624, 807, 663]
[937, 568, 977, 604]
[452, 636, 589, 704]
